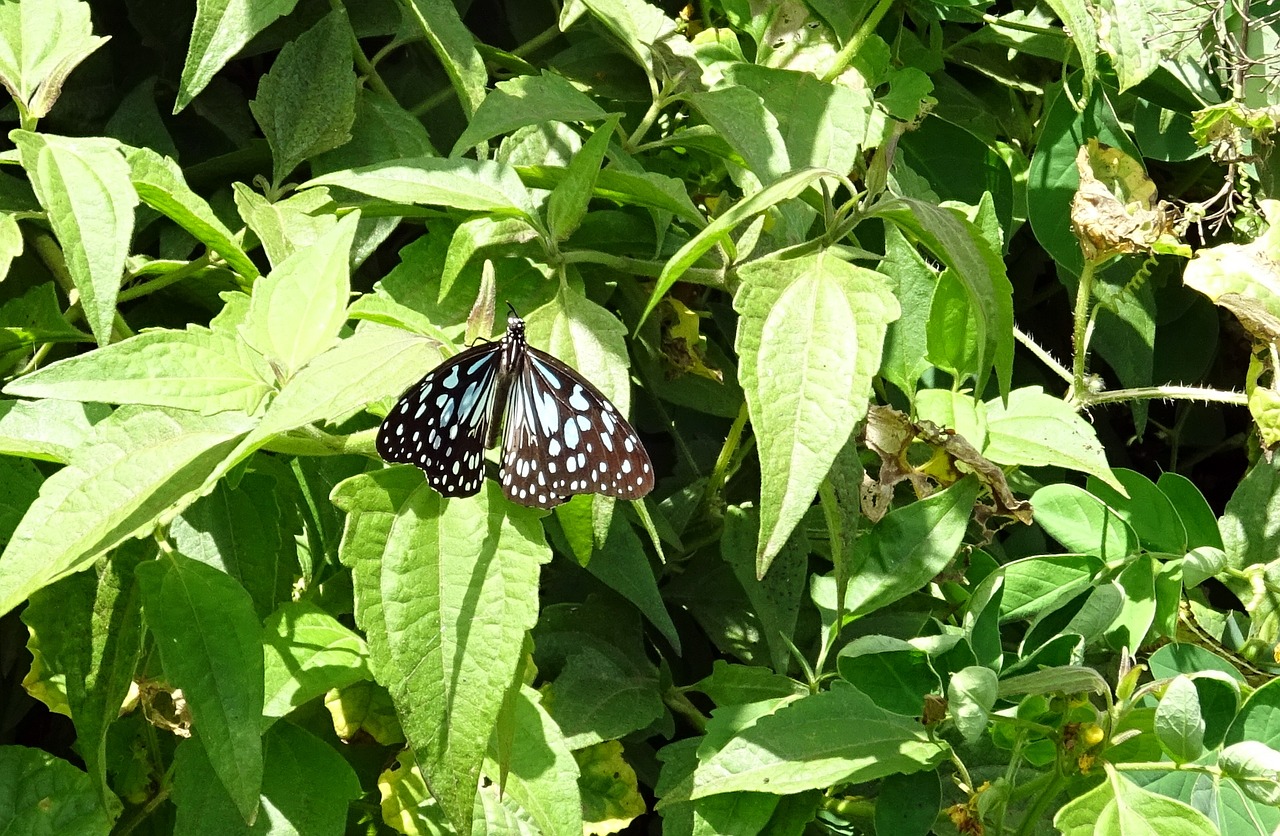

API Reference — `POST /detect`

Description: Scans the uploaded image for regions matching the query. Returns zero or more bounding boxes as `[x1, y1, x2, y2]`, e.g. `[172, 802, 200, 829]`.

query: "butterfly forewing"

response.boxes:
[498, 346, 654, 509]
[376, 341, 503, 497]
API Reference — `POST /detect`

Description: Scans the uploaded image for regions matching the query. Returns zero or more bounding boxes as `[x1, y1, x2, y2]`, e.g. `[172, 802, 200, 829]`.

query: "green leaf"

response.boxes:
[870, 196, 1013, 396]
[0, 457, 40, 546]
[1154, 675, 1205, 764]
[926, 269, 982, 379]
[691, 682, 947, 797]
[640, 167, 833, 327]
[306, 156, 537, 221]
[998, 553, 1103, 622]
[1040, 0, 1097, 101]
[399, 0, 487, 121]
[575, 0, 679, 79]
[1221, 741, 1280, 806]
[175, 0, 297, 112]
[986, 387, 1123, 491]
[0, 211, 22, 278]
[1055, 767, 1218, 835]
[0, 746, 114, 833]
[0, 397, 109, 463]
[312, 88, 438, 173]
[12, 131, 137, 346]
[1088, 468, 1187, 554]
[1107, 555, 1157, 650]
[875, 770, 941, 836]
[482, 687, 583, 836]
[517, 164, 705, 225]
[734, 253, 898, 573]
[690, 661, 808, 707]
[721, 506, 807, 674]
[5, 326, 275, 415]
[125, 146, 258, 279]
[688, 86, 790, 183]
[844, 477, 981, 618]
[1026, 81, 1135, 274]
[836, 636, 941, 716]
[262, 601, 371, 723]
[248, 323, 441, 443]
[171, 722, 361, 834]
[872, 223, 936, 398]
[0, 407, 252, 618]
[1157, 473, 1223, 551]
[1096, 0, 1160, 91]
[999, 665, 1110, 698]
[533, 599, 664, 749]
[452, 72, 609, 157]
[331, 471, 549, 836]
[1033, 483, 1137, 562]
[0, 282, 92, 357]
[232, 185, 338, 270]
[249, 11, 356, 188]
[547, 114, 620, 242]
[21, 541, 147, 817]
[171, 473, 297, 618]
[0, 0, 108, 119]
[725, 64, 872, 175]
[948, 666, 999, 743]
[440, 217, 531, 302]
[238, 211, 357, 382]
[584, 513, 681, 653]
[137, 553, 265, 822]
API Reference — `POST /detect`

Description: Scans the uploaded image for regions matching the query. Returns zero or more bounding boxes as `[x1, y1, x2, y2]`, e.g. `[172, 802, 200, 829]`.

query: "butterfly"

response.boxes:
[376, 308, 654, 508]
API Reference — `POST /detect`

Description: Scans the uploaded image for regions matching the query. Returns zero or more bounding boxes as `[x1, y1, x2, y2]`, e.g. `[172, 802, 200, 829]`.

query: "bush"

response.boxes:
[2, 0, 1280, 834]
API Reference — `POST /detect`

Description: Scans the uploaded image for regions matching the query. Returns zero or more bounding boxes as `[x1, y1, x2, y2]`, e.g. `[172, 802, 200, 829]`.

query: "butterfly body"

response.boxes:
[377, 312, 653, 508]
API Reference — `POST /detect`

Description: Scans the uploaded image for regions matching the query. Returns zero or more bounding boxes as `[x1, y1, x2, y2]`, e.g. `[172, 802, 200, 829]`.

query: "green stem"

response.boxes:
[1012, 767, 1068, 836]
[117, 255, 218, 303]
[560, 249, 724, 287]
[704, 401, 749, 506]
[1079, 384, 1248, 407]
[1014, 326, 1073, 385]
[1069, 259, 1098, 402]
[822, 0, 896, 83]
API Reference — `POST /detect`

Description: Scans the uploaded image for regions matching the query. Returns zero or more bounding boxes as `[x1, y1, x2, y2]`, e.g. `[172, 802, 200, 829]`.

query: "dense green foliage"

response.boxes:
[2, 0, 1280, 833]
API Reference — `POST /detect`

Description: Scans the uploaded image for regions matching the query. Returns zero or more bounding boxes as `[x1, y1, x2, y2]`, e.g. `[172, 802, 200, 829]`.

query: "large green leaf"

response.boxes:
[692, 682, 947, 797]
[175, 0, 298, 111]
[734, 252, 898, 574]
[12, 132, 136, 346]
[126, 147, 257, 278]
[21, 541, 148, 818]
[238, 211, 357, 382]
[331, 470, 549, 836]
[0, 0, 108, 119]
[843, 477, 981, 618]
[0, 406, 252, 618]
[452, 72, 608, 157]
[137, 553, 265, 822]
[4, 326, 275, 415]
[870, 196, 1013, 396]
[249, 11, 356, 188]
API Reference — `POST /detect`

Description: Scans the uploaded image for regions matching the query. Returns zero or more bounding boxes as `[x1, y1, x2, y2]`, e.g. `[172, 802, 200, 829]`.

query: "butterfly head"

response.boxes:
[505, 306, 524, 338]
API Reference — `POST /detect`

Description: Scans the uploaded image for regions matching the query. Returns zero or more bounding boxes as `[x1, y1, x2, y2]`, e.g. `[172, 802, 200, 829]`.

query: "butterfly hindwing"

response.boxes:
[376, 340, 503, 497]
[498, 346, 653, 509]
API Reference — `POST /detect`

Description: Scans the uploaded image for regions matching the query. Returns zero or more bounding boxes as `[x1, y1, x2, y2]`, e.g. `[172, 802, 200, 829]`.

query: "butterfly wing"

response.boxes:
[499, 347, 653, 509]
[376, 340, 504, 497]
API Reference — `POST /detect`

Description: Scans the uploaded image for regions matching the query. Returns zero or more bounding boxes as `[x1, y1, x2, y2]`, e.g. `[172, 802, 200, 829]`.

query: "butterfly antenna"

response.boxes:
[507, 301, 519, 317]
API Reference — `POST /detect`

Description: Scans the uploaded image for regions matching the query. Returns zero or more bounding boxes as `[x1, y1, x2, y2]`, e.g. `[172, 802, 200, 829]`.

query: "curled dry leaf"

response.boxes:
[861, 405, 1033, 531]
[1070, 139, 1180, 262]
